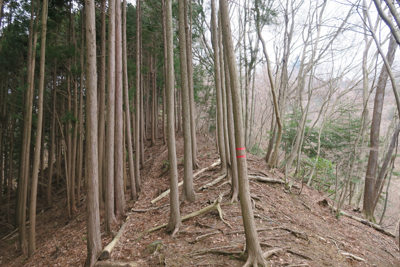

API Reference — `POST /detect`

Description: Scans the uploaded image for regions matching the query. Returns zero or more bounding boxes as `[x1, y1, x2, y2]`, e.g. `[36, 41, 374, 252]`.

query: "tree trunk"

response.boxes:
[85, 0, 102, 263]
[135, 0, 141, 191]
[220, 0, 266, 265]
[106, 0, 117, 234]
[178, 0, 195, 202]
[211, 0, 226, 175]
[17, 1, 38, 252]
[77, 12, 85, 206]
[151, 56, 156, 146]
[98, 0, 107, 207]
[28, 0, 48, 255]
[363, 36, 397, 221]
[184, 0, 198, 169]
[115, 0, 126, 219]
[123, 0, 136, 200]
[222, 23, 238, 203]
[164, 0, 181, 236]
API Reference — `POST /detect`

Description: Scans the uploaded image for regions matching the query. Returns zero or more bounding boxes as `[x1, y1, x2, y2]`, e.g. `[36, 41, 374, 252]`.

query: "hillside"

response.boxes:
[1, 134, 399, 267]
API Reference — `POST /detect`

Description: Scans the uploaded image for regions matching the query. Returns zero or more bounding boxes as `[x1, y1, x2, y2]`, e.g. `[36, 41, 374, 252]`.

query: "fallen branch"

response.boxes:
[325, 200, 395, 238]
[130, 204, 169, 213]
[341, 252, 365, 262]
[100, 216, 130, 260]
[189, 248, 242, 257]
[249, 175, 300, 189]
[151, 160, 221, 204]
[197, 173, 226, 191]
[95, 261, 137, 267]
[188, 231, 221, 244]
[147, 195, 231, 233]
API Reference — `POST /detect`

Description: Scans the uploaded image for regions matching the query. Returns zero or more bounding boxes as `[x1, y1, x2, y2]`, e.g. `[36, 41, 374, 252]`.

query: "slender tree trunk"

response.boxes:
[18, 1, 38, 252]
[211, 0, 226, 175]
[28, 0, 48, 255]
[106, 0, 117, 234]
[184, 0, 198, 169]
[85, 0, 102, 263]
[7, 118, 15, 223]
[363, 36, 397, 221]
[47, 63, 56, 204]
[115, 0, 126, 219]
[222, 21, 238, 203]
[123, 0, 136, 200]
[178, 0, 195, 202]
[135, 0, 141, 191]
[164, 0, 181, 236]
[255, 2, 282, 169]
[77, 12, 85, 205]
[98, 0, 107, 207]
[151, 56, 156, 146]
[162, 2, 167, 146]
[220, 0, 266, 265]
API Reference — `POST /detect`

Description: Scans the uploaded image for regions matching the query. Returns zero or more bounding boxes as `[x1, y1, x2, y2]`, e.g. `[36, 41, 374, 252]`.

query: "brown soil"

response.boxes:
[1, 133, 399, 267]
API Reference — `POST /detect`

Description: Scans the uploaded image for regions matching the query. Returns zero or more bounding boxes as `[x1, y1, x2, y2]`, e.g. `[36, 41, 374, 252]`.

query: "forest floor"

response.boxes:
[1, 133, 400, 267]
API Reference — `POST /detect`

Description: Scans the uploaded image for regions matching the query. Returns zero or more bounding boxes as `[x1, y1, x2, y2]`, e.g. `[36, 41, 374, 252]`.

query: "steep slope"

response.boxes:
[1, 134, 399, 266]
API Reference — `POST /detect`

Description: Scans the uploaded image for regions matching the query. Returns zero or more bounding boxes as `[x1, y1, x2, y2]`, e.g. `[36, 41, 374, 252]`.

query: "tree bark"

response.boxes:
[222, 29, 238, 203]
[85, 0, 102, 263]
[184, 0, 198, 169]
[135, 0, 141, 191]
[123, 0, 136, 200]
[115, 0, 126, 219]
[211, 0, 227, 175]
[28, 0, 48, 255]
[178, 0, 195, 202]
[98, 0, 107, 206]
[17, 1, 38, 252]
[363, 36, 397, 221]
[165, 0, 181, 236]
[220, 0, 266, 265]
[106, 0, 117, 234]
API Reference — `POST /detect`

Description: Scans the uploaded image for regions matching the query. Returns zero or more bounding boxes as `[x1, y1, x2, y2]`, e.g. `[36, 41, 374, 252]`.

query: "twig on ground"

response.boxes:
[188, 231, 221, 244]
[151, 160, 221, 204]
[147, 195, 231, 233]
[129, 204, 170, 213]
[248, 175, 300, 189]
[323, 199, 395, 238]
[198, 173, 227, 191]
[341, 252, 365, 262]
[95, 261, 137, 267]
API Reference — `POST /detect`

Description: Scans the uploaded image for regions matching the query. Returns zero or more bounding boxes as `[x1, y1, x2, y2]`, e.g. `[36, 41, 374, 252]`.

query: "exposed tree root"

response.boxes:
[151, 160, 221, 204]
[281, 227, 309, 242]
[287, 249, 313, 261]
[242, 252, 268, 267]
[197, 173, 227, 191]
[95, 261, 137, 267]
[99, 216, 130, 260]
[341, 252, 365, 262]
[321, 199, 395, 238]
[262, 248, 284, 259]
[147, 195, 231, 233]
